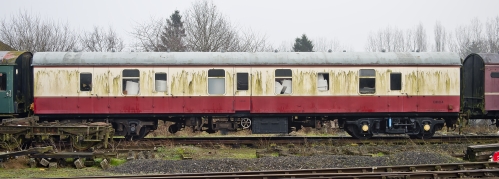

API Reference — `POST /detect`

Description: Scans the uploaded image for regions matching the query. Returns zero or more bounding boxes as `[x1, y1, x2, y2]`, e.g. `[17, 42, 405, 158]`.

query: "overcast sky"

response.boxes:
[2, 0, 499, 51]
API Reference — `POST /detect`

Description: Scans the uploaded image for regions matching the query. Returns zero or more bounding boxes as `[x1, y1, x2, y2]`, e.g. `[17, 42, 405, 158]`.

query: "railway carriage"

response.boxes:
[29, 51, 461, 139]
[461, 53, 499, 120]
[0, 51, 33, 115]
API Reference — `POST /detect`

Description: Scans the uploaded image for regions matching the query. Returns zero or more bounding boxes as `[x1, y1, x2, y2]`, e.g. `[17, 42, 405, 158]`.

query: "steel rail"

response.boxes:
[114, 135, 499, 147]
[37, 162, 499, 179]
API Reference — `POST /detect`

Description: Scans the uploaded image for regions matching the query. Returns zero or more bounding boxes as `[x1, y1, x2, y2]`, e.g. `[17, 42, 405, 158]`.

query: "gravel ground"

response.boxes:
[109, 150, 461, 174]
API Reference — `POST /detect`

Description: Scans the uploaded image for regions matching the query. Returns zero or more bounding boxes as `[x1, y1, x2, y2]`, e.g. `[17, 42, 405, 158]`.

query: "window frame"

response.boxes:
[207, 69, 226, 95]
[79, 72, 92, 92]
[122, 69, 141, 96]
[389, 72, 402, 91]
[358, 69, 376, 95]
[154, 72, 168, 93]
[275, 69, 293, 95]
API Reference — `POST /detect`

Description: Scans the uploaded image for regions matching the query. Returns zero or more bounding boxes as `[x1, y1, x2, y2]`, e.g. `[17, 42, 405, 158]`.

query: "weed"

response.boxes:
[109, 158, 127, 166]
[1, 156, 29, 169]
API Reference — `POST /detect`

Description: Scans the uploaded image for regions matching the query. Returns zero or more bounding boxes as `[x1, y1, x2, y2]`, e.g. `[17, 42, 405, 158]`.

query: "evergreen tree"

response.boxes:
[160, 10, 186, 52]
[292, 34, 314, 52]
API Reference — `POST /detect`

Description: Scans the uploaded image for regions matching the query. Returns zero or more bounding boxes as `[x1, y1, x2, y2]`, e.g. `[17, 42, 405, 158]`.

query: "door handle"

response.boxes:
[6, 90, 11, 97]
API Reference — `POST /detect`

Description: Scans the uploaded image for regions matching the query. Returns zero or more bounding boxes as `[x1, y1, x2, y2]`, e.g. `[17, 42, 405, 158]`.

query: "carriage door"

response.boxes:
[0, 66, 14, 113]
[234, 68, 251, 112]
[462, 54, 485, 114]
[78, 67, 94, 114]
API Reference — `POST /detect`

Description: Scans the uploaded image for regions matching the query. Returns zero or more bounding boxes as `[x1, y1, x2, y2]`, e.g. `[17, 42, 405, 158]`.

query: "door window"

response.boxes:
[390, 73, 402, 90]
[122, 69, 140, 95]
[359, 69, 376, 94]
[0, 73, 6, 91]
[275, 69, 292, 94]
[155, 72, 167, 92]
[208, 69, 225, 94]
[491, 72, 499, 78]
[80, 73, 92, 91]
[237, 73, 249, 90]
[317, 73, 329, 91]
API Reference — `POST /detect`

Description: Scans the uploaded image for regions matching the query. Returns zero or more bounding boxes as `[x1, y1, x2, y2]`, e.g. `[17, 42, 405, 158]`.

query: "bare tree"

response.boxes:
[365, 26, 405, 52]
[236, 28, 273, 52]
[130, 17, 165, 52]
[406, 23, 428, 52]
[366, 23, 429, 52]
[485, 16, 499, 53]
[451, 18, 487, 58]
[313, 37, 353, 52]
[184, 0, 240, 52]
[274, 40, 292, 52]
[314, 37, 339, 52]
[433, 21, 449, 52]
[0, 10, 79, 52]
[80, 26, 125, 52]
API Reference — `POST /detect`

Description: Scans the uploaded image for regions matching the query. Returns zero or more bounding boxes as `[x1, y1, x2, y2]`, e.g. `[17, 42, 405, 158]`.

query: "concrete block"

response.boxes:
[39, 158, 49, 167]
[100, 159, 110, 170]
[48, 162, 58, 170]
[74, 159, 84, 169]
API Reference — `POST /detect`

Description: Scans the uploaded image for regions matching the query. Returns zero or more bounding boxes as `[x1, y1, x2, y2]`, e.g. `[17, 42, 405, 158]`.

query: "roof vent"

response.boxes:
[328, 49, 332, 53]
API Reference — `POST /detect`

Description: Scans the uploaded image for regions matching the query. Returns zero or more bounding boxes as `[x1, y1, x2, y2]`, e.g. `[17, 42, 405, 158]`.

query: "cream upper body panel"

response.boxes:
[34, 66, 459, 97]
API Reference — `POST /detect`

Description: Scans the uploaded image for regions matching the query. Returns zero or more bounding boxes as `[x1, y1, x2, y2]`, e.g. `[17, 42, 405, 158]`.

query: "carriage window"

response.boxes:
[0, 73, 6, 91]
[390, 73, 402, 90]
[208, 69, 225, 94]
[155, 73, 167, 92]
[275, 69, 292, 94]
[359, 69, 376, 94]
[237, 73, 248, 90]
[491, 72, 499, 78]
[317, 73, 329, 91]
[80, 73, 92, 91]
[122, 69, 140, 95]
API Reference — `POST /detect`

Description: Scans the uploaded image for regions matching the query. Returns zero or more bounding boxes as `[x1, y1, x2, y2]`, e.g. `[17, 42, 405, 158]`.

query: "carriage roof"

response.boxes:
[32, 52, 462, 66]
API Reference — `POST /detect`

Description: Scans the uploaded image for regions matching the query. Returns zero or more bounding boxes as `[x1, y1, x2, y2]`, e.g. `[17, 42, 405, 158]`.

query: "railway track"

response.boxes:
[36, 162, 499, 179]
[2, 135, 496, 153]
[112, 135, 499, 148]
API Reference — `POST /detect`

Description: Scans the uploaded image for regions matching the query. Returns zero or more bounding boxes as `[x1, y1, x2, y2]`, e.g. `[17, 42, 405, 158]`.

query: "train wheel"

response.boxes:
[138, 127, 150, 139]
[168, 124, 179, 134]
[71, 136, 96, 151]
[206, 129, 217, 134]
[409, 123, 435, 139]
[346, 124, 373, 140]
[241, 118, 252, 129]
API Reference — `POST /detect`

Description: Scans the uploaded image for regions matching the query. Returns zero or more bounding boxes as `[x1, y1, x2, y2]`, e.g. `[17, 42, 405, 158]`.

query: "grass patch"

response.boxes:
[109, 158, 127, 166]
[156, 145, 256, 160]
[374, 152, 387, 157]
[0, 167, 115, 178]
